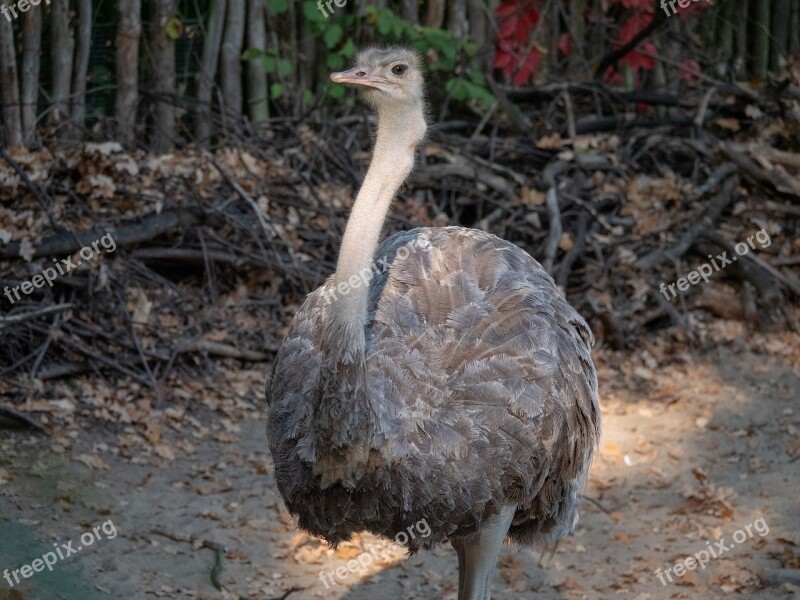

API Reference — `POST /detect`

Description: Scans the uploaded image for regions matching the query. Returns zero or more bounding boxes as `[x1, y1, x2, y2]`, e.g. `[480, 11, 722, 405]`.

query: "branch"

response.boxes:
[0, 208, 205, 258]
[593, 4, 669, 78]
[0, 303, 74, 329]
[635, 175, 738, 270]
[0, 405, 49, 433]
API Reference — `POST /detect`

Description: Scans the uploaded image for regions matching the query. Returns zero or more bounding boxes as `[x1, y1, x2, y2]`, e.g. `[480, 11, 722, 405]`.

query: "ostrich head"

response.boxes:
[330, 46, 426, 141]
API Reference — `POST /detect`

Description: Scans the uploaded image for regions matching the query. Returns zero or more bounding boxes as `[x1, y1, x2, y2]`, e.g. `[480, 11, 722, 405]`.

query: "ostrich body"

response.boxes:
[267, 47, 600, 600]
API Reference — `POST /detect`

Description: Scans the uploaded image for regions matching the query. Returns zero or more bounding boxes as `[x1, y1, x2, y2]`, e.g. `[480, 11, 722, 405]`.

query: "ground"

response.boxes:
[0, 333, 798, 600]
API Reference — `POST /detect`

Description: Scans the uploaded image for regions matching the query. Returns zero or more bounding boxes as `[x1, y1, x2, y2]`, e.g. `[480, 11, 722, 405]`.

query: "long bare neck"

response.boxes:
[330, 103, 425, 325]
[311, 102, 425, 485]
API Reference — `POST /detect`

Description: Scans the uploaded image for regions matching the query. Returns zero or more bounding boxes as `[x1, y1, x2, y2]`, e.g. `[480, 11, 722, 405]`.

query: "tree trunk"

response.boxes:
[220, 0, 245, 123]
[569, 0, 586, 74]
[0, 13, 22, 148]
[149, 0, 178, 153]
[246, 0, 268, 124]
[21, 6, 42, 147]
[116, 0, 142, 146]
[448, 0, 467, 39]
[196, 0, 227, 145]
[50, 0, 74, 129]
[790, 0, 800, 53]
[71, 0, 92, 136]
[299, 6, 316, 117]
[716, 0, 734, 65]
[734, 0, 748, 76]
[426, 0, 444, 28]
[470, 0, 499, 70]
[401, 0, 418, 24]
[770, 0, 791, 72]
[749, 0, 771, 79]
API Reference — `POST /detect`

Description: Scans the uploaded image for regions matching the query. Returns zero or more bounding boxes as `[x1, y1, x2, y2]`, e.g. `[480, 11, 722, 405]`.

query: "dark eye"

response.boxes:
[391, 64, 407, 76]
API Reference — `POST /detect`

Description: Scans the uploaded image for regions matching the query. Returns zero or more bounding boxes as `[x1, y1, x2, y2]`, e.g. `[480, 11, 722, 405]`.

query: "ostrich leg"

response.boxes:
[453, 505, 516, 600]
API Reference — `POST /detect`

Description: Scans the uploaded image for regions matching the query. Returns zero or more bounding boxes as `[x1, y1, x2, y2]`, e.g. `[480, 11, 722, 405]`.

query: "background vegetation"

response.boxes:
[0, 0, 798, 151]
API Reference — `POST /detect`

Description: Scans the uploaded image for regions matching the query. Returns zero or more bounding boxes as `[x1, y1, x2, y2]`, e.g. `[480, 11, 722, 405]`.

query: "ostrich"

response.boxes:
[267, 47, 600, 600]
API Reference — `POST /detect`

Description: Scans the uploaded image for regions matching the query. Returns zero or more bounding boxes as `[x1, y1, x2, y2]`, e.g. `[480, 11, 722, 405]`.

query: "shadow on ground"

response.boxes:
[0, 341, 797, 599]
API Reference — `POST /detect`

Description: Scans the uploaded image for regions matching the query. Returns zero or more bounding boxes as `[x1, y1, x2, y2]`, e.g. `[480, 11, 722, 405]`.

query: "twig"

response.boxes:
[729, 145, 800, 169]
[471, 100, 497, 139]
[0, 146, 60, 231]
[593, 9, 668, 78]
[561, 88, 576, 140]
[269, 587, 305, 600]
[695, 163, 737, 196]
[0, 405, 49, 433]
[704, 232, 800, 298]
[0, 303, 73, 329]
[561, 192, 616, 233]
[151, 527, 228, 591]
[693, 87, 717, 130]
[635, 175, 737, 270]
[651, 279, 695, 342]
[582, 495, 626, 516]
[37, 362, 90, 380]
[55, 334, 152, 385]
[694, 236, 783, 308]
[556, 212, 589, 289]
[0, 208, 205, 259]
[117, 289, 161, 396]
[542, 161, 568, 275]
[178, 338, 274, 361]
[718, 141, 800, 200]
[412, 162, 515, 197]
[209, 158, 297, 254]
[30, 305, 63, 377]
[761, 569, 800, 586]
[486, 76, 532, 131]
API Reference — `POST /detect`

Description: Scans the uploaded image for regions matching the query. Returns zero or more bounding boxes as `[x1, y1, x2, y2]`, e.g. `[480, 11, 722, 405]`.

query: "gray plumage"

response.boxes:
[268, 227, 599, 544]
[266, 46, 600, 600]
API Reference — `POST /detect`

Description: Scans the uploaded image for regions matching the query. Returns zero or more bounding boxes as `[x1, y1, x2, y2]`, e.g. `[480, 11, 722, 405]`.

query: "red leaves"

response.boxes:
[493, 0, 703, 89]
[617, 11, 657, 72]
[557, 34, 574, 58]
[604, 8, 658, 87]
[494, 0, 544, 86]
[675, 0, 712, 20]
[679, 59, 702, 83]
[611, 0, 653, 9]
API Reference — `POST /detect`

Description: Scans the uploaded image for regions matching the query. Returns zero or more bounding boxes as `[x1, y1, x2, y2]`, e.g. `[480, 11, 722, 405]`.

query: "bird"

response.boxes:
[267, 46, 600, 600]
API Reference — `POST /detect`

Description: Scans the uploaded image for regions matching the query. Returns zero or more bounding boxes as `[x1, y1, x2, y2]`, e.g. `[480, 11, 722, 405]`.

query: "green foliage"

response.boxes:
[244, 2, 493, 114]
[363, 6, 494, 109]
[241, 48, 292, 78]
[267, 0, 288, 14]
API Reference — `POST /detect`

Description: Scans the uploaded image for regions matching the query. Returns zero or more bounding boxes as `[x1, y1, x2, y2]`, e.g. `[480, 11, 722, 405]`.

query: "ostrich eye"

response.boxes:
[391, 64, 408, 76]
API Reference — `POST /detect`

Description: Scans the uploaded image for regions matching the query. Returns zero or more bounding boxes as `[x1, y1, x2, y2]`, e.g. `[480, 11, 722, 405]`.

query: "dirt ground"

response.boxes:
[1, 332, 798, 600]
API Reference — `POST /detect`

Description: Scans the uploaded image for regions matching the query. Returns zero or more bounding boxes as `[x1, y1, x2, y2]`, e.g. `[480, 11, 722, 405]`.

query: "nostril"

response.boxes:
[356, 71, 366, 77]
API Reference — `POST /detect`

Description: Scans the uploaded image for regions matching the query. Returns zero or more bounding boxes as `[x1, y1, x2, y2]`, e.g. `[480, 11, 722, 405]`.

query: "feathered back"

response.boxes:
[267, 227, 600, 552]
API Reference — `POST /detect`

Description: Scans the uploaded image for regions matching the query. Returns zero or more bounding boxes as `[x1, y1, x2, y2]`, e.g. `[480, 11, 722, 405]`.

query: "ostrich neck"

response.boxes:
[331, 104, 424, 325]
[311, 104, 424, 486]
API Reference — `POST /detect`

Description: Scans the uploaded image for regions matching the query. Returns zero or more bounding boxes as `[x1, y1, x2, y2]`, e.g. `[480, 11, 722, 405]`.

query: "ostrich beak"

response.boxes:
[330, 67, 388, 90]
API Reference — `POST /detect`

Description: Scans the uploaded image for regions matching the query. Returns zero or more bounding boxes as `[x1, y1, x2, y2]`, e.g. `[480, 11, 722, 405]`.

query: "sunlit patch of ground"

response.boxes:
[0, 333, 798, 599]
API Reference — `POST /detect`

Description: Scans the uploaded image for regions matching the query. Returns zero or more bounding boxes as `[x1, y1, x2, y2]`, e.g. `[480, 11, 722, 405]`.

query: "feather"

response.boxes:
[268, 225, 600, 551]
